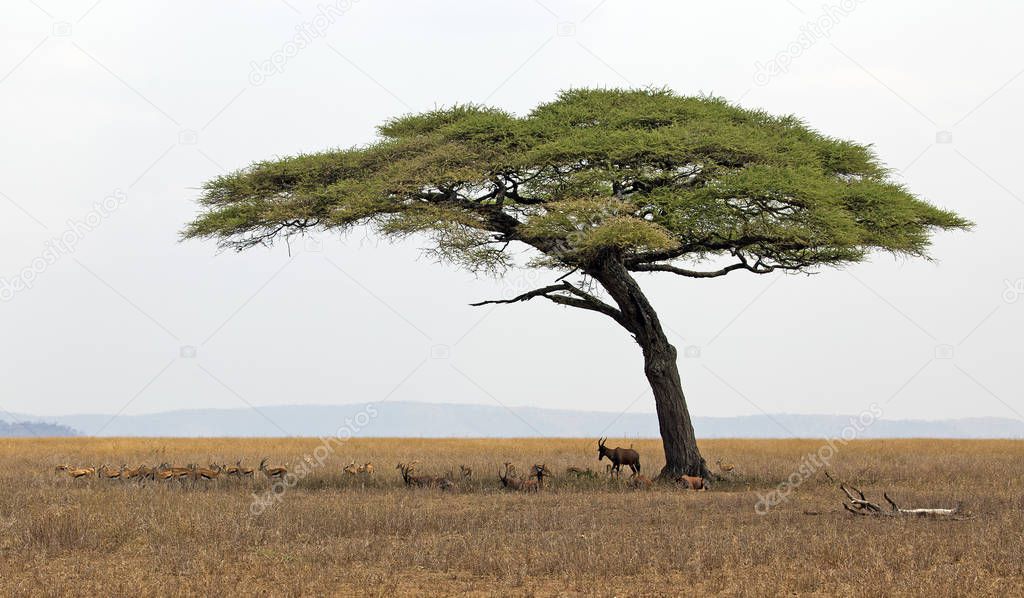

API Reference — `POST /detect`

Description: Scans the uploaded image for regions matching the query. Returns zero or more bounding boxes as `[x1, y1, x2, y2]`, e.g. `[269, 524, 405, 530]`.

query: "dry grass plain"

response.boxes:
[1, 437, 1022, 596]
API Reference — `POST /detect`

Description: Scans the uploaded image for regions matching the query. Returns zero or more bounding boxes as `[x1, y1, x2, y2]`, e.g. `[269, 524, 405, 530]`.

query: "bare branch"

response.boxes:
[470, 281, 630, 330]
[629, 262, 749, 278]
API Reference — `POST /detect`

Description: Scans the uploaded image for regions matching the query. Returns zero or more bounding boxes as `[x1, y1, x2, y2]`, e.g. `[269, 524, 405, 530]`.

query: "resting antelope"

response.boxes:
[396, 462, 453, 490]
[716, 459, 735, 473]
[357, 462, 374, 476]
[343, 462, 359, 476]
[259, 458, 287, 480]
[629, 474, 654, 490]
[498, 462, 550, 492]
[676, 475, 709, 491]
[597, 438, 641, 477]
[566, 466, 597, 479]
[54, 464, 69, 473]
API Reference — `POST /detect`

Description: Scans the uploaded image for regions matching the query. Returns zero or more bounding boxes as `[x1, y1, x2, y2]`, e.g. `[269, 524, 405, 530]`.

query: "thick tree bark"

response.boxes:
[589, 255, 709, 480]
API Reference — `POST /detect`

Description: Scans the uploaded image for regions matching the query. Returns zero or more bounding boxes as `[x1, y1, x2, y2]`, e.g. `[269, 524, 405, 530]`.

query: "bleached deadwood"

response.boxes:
[838, 483, 965, 518]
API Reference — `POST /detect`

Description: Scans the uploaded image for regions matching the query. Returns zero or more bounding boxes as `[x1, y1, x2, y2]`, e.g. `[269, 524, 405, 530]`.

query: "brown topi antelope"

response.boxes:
[343, 462, 359, 476]
[675, 475, 709, 491]
[498, 462, 550, 492]
[459, 465, 473, 480]
[396, 462, 453, 490]
[597, 438, 641, 477]
[259, 458, 287, 480]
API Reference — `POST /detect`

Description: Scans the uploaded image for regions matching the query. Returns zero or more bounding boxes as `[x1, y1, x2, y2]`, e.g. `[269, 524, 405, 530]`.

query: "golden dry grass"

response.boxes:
[1, 437, 1022, 596]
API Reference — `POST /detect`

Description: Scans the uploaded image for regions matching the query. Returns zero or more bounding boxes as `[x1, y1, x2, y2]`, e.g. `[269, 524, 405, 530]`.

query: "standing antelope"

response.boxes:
[597, 438, 641, 477]
[259, 458, 287, 481]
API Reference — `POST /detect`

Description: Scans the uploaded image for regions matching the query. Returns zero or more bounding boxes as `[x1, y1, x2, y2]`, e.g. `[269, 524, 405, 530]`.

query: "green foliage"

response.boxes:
[184, 88, 970, 273]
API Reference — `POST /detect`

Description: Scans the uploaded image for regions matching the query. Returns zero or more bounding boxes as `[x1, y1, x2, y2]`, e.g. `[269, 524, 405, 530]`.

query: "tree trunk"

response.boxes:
[589, 256, 709, 480]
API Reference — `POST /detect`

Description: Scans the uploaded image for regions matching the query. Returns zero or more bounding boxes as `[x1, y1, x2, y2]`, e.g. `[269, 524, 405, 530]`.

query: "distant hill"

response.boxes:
[0, 419, 78, 437]
[11, 402, 1024, 439]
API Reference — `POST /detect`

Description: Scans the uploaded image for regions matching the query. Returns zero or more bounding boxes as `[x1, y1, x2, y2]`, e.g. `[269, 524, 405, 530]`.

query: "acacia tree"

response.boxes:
[184, 88, 969, 478]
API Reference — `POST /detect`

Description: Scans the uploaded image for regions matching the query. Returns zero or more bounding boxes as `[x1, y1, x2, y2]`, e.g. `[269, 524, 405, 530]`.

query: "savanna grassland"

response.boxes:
[1, 437, 1022, 597]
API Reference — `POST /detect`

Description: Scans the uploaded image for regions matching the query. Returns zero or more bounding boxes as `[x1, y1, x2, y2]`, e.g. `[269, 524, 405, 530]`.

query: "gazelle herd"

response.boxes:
[54, 458, 291, 485]
[52, 440, 723, 492]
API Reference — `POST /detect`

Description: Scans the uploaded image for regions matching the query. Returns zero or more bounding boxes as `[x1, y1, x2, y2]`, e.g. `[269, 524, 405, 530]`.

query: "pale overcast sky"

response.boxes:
[1, 0, 1020, 424]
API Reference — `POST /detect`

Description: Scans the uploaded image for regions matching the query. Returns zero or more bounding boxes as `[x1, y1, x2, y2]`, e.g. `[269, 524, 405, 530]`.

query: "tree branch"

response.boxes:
[470, 281, 630, 330]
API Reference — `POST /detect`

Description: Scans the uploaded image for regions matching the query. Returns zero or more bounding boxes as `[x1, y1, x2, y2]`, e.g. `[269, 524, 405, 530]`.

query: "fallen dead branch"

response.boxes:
[838, 483, 968, 518]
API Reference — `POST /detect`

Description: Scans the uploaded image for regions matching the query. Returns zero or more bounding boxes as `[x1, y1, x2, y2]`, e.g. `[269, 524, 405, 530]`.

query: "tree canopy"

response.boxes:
[184, 87, 970, 281]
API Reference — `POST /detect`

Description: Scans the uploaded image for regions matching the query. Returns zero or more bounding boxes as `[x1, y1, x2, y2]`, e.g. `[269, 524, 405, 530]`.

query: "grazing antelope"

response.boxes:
[67, 466, 95, 479]
[235, 461, 255, 479]
[157, 469, 190, 482]
[459, 465, 473, 480]
[396, 462, 453, 490]
[716, 459, 735, 473]
[136, 464, 158, 482]
[190, 463, 222, 481]
[597, 438, 641, 477]
[343, 462, 359, 476]
[121, 464, 146, 480]
[259, 458, 287, 481]
[157, 464, 191, 481]
[675, 475, 709, 491]
[97, 464, 124, 480]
